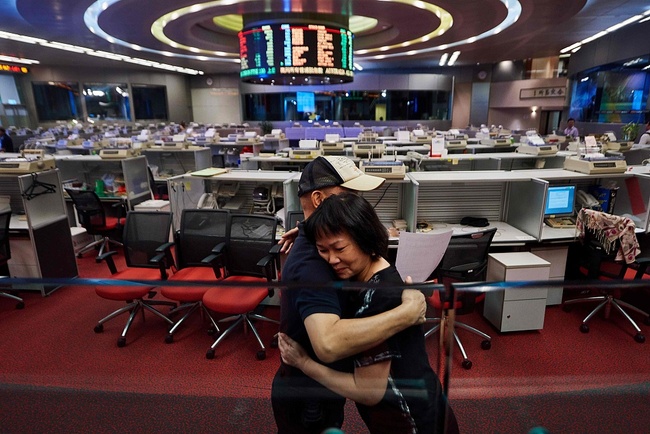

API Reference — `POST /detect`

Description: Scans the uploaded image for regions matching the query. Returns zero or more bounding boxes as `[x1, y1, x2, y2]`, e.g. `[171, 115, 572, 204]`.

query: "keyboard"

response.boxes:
[544, 217, 576, 228]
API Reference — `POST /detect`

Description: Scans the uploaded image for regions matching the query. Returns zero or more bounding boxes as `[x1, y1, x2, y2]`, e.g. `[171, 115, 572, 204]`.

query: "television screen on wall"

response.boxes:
[132, 85, 168, 120]
[598, 71, 649, 122]
[570, 67, 650, 124]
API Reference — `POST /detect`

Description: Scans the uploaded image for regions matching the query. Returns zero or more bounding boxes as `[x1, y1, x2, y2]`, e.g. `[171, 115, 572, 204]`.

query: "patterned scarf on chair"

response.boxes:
[576, 208, 640, 264]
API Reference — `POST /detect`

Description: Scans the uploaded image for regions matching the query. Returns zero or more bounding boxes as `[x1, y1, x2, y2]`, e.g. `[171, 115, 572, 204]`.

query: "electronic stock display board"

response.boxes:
[239, 23, 354, 84]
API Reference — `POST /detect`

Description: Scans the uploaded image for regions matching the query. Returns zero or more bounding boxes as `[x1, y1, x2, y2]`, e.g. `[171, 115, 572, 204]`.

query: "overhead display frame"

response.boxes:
[239, 13, 354, 85]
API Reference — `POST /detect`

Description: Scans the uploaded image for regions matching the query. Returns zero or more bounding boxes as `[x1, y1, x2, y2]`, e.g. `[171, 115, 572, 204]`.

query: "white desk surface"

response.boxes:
[195, 170, 299, 183]
[488, 252, 551, 268]
[417, 221, 536, 244]
[541, 225, 579, 241]
[9, 214, 29, 231]
[408, 170, 532, 182]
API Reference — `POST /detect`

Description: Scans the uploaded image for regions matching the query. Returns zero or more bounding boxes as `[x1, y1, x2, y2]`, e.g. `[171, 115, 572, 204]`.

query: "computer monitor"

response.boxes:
[544, 185, 576, 217]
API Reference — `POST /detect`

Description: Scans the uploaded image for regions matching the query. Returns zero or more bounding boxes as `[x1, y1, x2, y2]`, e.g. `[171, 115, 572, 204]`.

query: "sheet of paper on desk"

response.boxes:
[190, 168, 228, 177]
[395, 230, 453, 283]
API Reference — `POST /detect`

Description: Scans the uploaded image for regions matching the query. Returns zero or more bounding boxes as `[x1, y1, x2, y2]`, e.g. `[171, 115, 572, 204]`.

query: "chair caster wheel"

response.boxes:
[207, 327, 217, 336]
[94, 324, 104, 333]
[579, 324, 590, 333]
[16, 301, 24, 309]
[256, 350, 266, 360]
[634, 333, 645, 343]
[270, 336, 278, 348]
[461, 360, 472, 370]
[206, 349, 215, 359]
[117, 337, 126, 347]
[165, 334, 173, 344]
[481, 340, 491, 350]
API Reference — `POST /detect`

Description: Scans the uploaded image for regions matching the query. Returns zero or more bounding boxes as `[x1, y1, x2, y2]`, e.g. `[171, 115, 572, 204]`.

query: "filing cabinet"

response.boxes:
[483, 252, 551, 332]
[530, 246, 569, 305]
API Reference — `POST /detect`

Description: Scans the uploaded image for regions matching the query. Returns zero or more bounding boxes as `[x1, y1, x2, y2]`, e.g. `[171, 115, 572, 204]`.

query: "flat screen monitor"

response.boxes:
[544, 185, 576, 217]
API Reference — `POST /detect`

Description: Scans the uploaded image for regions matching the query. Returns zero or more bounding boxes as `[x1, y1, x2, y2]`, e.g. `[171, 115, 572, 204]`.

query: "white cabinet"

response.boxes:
[530, 246, 569, 305]
[483, 252, 550, 332]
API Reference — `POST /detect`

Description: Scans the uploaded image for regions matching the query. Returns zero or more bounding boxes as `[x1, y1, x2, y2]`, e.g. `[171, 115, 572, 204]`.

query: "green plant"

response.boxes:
[621, 122, 640, 141]
[258, 120, 274, 135]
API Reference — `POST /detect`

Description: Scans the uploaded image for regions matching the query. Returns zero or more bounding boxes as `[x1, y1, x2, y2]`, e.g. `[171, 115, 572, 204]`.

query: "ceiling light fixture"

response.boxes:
[447, 51, 461, 66]
[560, 11, 647, 56]
[0, 30, 203, 75]
[0, 54, 40, 65]
[362, 0, 521, 62]
[439, 53, 448, 66]
[84, 0, 236, 66]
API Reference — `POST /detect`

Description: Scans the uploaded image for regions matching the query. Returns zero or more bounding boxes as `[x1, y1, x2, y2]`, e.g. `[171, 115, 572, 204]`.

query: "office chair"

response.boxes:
[0, 210, 24, 309]
[202, 214, 280, 360]
[161, 209, 230, 343]
[65, 188, 124, 257]
[284, 210, 304, 231]
[94, 211, 177, 347]
[425, 227, 497, 369]
[563, 209, 649, 343]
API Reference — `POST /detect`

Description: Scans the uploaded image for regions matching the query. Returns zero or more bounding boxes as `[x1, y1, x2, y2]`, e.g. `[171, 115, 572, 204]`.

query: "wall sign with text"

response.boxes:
[520, 87, 566, 99]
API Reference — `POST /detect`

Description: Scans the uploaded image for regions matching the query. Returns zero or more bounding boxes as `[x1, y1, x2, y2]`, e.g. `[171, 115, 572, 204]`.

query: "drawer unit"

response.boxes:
[530, 246, 569, 305]
[484, 252, 550, 332]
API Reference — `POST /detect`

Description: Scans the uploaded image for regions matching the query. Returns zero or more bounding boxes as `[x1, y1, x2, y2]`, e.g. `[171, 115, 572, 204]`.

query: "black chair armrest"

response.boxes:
[257, 254, 275, 268]
[633, 257, 650, 279]
[201, 242, 227, 265]
[150, 241, 175, 279]
[201, 243, 227, 278]
[155, 242, 175, 254]
[96, 250, 119, 274]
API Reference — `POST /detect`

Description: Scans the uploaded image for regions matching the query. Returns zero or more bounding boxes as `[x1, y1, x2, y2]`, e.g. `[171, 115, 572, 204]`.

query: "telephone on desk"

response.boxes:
[544, 216, 576, 228]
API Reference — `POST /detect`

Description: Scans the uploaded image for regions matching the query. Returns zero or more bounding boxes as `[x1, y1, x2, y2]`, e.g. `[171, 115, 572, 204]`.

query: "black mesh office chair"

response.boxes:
[284, 210, 304, 231]
[65, 188, 124, 257]
[161, 209, 230, 343]
[0, 210, 24, 309]
[94, 211, 176, 347]
[563, 209, 650, 343]
[202, 214, 280, 360]
[425, 227, 497, 369]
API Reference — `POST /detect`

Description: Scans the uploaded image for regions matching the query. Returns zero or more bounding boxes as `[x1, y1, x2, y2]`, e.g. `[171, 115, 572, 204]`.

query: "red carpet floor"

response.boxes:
[1, 252, 649, 433]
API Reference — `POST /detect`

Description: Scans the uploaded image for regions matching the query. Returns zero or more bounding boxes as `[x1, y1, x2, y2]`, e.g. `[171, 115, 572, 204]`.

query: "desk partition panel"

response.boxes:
[413, 180, 505, 224]
[505, 179, 547, 240]
[142, 148, 211, 178]
[358, 181, 406, 228]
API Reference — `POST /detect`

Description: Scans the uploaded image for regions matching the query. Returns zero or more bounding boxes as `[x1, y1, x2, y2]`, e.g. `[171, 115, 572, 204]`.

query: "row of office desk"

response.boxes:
[165, 166, 650, 308]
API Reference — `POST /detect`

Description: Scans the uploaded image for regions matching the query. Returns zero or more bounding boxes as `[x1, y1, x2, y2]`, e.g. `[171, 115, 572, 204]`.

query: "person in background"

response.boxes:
[271, 156, 427, 434]
[563, 118, 579, 140]
[0, 128, 14, 153]
[279, 193, 457, 434]
[638, 121, 650, 145]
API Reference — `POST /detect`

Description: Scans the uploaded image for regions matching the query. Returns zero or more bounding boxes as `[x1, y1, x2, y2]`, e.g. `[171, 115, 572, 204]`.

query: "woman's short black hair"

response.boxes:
[304, 192, 389, 258]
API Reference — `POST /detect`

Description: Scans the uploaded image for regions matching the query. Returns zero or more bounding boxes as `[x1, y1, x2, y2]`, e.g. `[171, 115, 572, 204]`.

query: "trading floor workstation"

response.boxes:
[165, 162, 650, 285]
[3, 129, 650, 288]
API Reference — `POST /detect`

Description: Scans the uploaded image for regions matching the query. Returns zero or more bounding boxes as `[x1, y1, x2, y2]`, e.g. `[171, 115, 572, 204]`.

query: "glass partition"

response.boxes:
[242, 89, 452, 122]
[0, 275, 647, 433]
[83, 83, 130, 121]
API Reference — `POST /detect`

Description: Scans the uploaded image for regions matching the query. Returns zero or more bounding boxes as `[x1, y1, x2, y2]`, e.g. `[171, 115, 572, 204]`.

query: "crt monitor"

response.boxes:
[544, 185, 576, 217]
